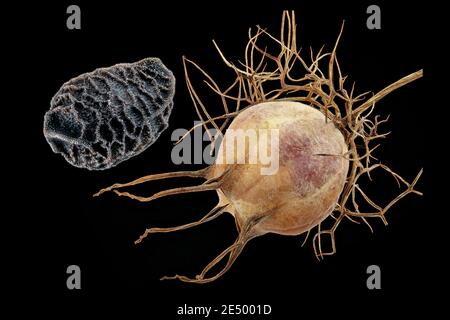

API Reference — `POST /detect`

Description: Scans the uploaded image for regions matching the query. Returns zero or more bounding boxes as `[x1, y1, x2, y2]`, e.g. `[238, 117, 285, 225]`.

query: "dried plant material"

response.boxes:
[95, 11, 422, 283]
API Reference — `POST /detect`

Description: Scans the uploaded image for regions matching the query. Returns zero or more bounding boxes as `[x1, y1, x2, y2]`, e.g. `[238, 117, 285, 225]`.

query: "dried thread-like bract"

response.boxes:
[44, 58, 175, 170]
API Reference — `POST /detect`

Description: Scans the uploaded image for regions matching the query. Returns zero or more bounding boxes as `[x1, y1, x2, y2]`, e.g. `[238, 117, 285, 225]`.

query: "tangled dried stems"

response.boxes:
[95, 10, 423, 282]
[182, 10, 423, 259]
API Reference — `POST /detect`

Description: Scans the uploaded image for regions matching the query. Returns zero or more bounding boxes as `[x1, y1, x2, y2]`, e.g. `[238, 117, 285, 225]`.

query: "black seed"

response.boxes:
[43, 57, 175, 170]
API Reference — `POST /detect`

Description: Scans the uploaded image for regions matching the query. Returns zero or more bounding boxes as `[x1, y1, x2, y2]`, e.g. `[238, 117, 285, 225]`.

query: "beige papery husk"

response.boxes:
[95, 11, 423, 283]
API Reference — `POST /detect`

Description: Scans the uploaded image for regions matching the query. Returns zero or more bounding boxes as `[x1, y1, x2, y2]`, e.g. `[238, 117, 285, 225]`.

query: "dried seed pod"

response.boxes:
[95, 11, 423, 284]
[44, 57, 175, 170]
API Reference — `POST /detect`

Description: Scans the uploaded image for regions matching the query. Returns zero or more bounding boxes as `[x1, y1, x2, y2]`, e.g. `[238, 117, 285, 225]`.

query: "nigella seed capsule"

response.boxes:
[44, 58, 175, 170]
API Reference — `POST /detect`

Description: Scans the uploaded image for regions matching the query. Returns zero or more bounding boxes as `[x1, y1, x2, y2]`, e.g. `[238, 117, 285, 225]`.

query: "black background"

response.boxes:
[10, 0, 436, 317]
